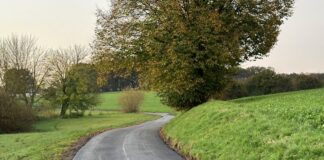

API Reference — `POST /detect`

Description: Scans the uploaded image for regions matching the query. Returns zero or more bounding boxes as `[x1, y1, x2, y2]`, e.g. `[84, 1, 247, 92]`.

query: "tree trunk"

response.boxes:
[60, 99, 69, 117]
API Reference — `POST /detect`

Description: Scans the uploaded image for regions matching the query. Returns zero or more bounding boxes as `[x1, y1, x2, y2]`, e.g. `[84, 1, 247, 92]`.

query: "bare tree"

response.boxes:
[48, 45, 90, 84]
[0, 34, 49, 107]
[47, 45, 91, 116]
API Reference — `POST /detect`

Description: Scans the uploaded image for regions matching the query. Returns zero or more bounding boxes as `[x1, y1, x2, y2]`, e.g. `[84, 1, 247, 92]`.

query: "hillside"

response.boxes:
[163, 88, 324, 160]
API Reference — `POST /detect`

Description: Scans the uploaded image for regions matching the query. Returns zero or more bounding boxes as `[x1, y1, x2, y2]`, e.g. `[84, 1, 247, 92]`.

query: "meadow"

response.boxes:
[0, 91, 174, 160]
[163, 88, 324, 160]
[96, 91, 176, 114]
[0, 112, 157, 160]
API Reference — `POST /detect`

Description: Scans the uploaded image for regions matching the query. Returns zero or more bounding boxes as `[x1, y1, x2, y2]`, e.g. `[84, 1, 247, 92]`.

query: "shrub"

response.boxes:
[33, 101, 57, 120]
[0, 91, 35, 133]
[118, 90, 144, 113]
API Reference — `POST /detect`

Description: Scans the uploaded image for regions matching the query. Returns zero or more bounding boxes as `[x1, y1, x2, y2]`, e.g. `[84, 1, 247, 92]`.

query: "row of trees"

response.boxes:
[217, 67, 324, 100]
[100, 72, 139, 92]
[0, 35, 98, 121]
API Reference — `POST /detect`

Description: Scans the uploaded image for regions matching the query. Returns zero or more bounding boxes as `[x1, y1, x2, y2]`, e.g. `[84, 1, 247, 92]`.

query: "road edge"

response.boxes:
[159, 128, 197, 160]
[62, 128, 110, 160]
[62, 115, 160, 160]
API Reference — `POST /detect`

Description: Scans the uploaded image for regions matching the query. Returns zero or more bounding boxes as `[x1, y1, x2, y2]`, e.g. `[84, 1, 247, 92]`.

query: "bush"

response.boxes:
[0, 91, 35, 133]
[33, 101, 57, 120]
[118, 90, 144, 113]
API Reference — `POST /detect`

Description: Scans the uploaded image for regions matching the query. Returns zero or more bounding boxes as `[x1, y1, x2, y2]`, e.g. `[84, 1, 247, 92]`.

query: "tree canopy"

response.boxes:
[3, 68, 36, 106]
[94, 0, 295, 110]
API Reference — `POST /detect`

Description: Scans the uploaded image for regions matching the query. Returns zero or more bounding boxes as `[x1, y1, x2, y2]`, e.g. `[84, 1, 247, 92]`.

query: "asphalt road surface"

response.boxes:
[73, 113, 183, 160]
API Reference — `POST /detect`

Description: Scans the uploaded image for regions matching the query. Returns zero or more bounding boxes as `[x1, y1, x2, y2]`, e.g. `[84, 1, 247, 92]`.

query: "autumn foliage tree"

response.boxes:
[94, 0, 294, 110]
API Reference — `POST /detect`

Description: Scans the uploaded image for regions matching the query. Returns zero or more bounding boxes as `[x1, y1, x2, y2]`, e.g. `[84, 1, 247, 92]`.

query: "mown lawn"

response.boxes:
[163, 88, 324, 160]
[96, 91, 176, 113]
[0, 112, 157, 160]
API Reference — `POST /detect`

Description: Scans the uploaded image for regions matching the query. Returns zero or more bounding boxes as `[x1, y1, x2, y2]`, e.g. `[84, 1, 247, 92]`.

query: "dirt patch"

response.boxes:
[62, 128, 112, 160]
[159, 129, 198, 160]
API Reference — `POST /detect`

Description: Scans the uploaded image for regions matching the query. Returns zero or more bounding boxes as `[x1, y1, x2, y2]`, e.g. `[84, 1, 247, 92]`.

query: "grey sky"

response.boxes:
[243, 0, 324, 73]
[0, 0, 108, 48]
[0, 0, 323, 73]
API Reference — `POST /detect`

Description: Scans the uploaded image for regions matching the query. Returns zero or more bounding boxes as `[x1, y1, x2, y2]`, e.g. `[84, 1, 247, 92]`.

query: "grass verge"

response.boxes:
[163, 88, 324, 160]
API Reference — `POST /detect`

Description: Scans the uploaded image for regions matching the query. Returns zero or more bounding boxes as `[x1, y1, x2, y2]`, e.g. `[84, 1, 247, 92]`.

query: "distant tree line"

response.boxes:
[98, 66, 324, 101]
[216, 67, 324, 100]
[99, 72, 139, 92]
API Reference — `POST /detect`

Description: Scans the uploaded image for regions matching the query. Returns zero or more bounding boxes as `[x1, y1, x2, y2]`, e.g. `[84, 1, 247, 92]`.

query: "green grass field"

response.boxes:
[0, 112, 157, 160]
[163, 88, 324, 160]
[0, 91, 173, 160]
[96, 91, 176, 113]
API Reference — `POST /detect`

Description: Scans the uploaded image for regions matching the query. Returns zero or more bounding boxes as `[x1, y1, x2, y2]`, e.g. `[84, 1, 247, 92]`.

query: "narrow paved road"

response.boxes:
[73, 113, 183, 160]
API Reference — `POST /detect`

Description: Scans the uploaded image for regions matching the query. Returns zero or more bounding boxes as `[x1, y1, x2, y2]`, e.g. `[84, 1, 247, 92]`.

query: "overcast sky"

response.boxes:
[0, 0, 323, 73]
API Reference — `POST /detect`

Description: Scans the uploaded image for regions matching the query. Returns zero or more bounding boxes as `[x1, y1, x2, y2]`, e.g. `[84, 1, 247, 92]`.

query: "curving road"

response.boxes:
[73, 113, 183, 160]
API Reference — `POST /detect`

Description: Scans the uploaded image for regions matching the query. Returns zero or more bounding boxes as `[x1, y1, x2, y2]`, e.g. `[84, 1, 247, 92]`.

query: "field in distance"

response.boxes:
[96, 91, 176, 114]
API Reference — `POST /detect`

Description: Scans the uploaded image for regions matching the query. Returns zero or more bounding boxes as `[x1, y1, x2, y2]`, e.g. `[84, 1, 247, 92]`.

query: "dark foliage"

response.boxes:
[291, 74, 322, 90]
[217, 81, 248, 100]
[100, 72, 139, 92]
[218, 67, 323, 100]
[0, 90, 35, 133]
[3, 68, 36, 107]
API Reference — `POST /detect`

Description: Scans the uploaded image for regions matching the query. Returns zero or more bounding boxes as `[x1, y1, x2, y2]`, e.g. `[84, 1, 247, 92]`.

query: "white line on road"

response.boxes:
[122, 132, 131, 160]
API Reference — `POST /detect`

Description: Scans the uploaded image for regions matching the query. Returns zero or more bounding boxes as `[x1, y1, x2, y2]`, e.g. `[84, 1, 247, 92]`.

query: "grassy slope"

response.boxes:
[96, 91, 176, 113]
[0, 112, 157, 160]
[164, 88, 324, 160]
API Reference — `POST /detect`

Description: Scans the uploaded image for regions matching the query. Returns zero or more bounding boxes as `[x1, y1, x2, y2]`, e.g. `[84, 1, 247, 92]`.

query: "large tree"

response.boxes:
[94, 0, 294, 110]
[47, 46, 97, 116]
